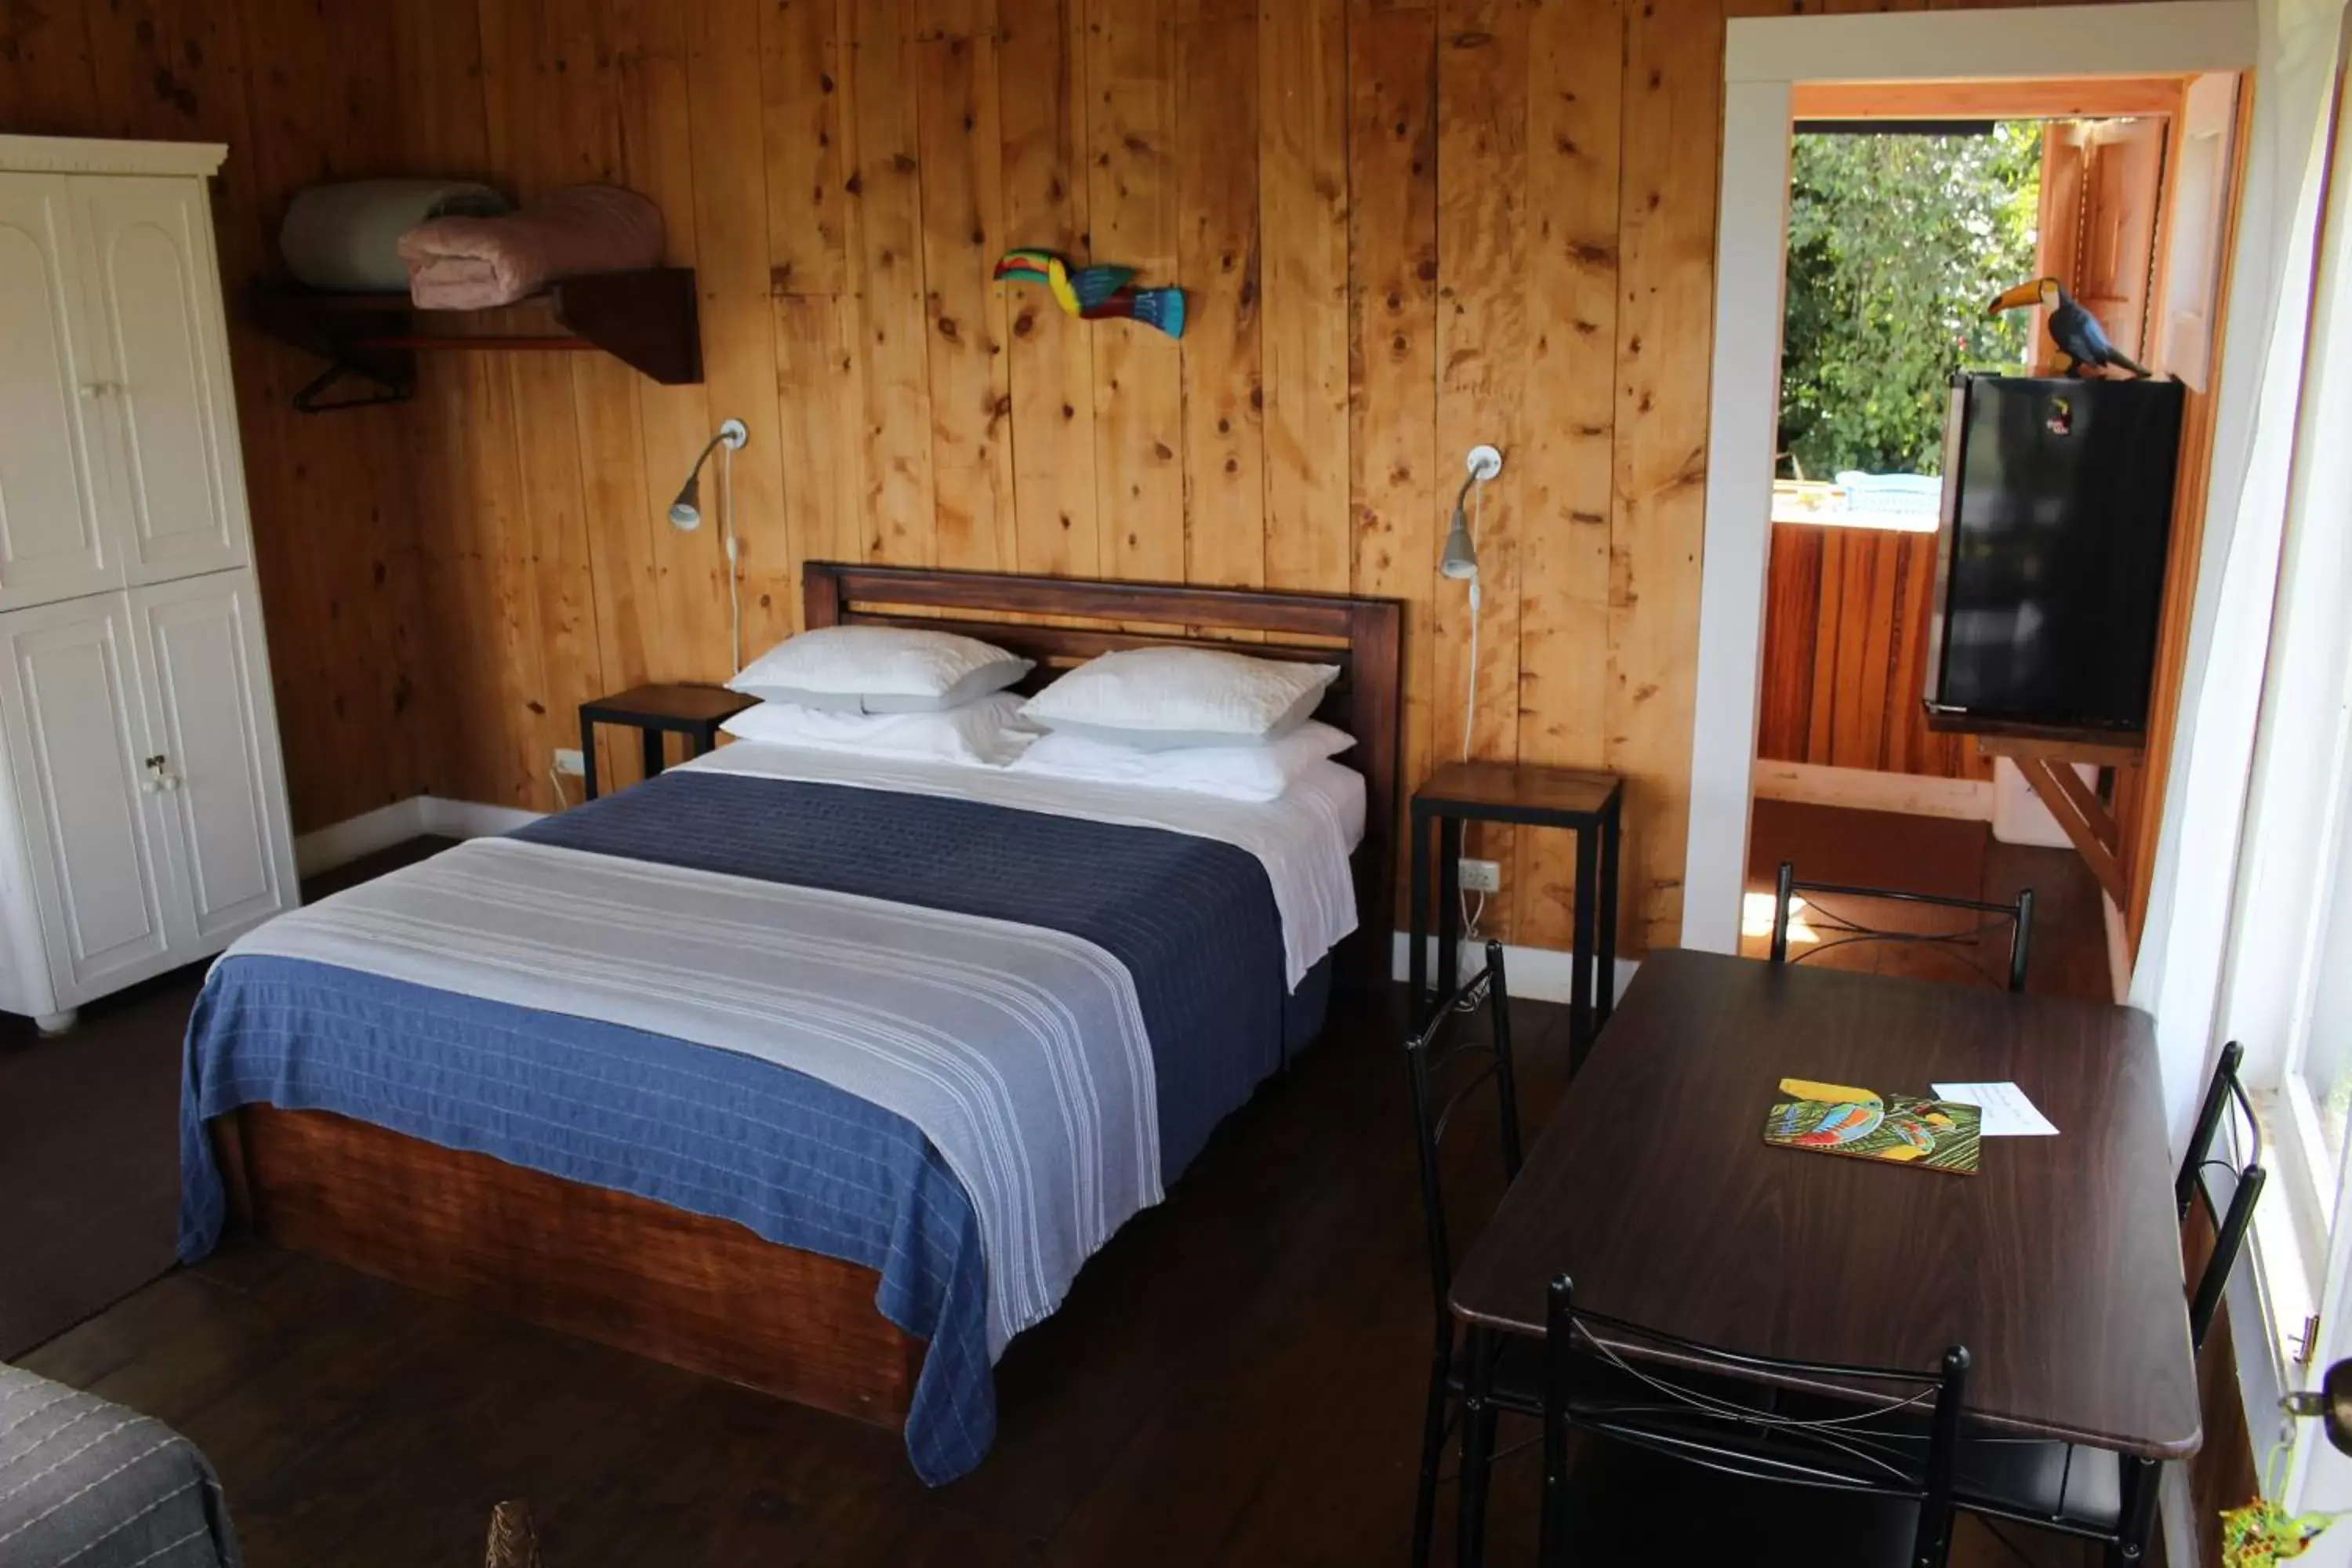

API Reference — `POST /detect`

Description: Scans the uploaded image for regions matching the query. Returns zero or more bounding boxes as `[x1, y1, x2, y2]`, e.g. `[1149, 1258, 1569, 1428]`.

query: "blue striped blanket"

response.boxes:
[180, 771, 1323, 1484]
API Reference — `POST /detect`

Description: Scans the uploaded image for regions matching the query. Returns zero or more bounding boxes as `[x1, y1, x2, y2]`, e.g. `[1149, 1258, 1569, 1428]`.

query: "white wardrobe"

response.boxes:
[0, 136, 296, 1032]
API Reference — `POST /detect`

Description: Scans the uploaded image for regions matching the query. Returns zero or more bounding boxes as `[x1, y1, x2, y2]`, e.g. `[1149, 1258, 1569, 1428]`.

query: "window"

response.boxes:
[2216, 51, 2352, 1384]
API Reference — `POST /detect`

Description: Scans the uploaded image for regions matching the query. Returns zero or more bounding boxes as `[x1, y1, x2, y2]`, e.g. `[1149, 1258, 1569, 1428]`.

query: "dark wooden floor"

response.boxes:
[13, 833, 2093, 1567]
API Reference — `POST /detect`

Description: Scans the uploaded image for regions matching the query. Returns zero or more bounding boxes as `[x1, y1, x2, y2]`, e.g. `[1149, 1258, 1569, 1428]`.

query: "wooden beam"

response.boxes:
[2013, 754, 2130, 907]
[1790, 77, 2190, 123]
[1973, 731, 2147, 770]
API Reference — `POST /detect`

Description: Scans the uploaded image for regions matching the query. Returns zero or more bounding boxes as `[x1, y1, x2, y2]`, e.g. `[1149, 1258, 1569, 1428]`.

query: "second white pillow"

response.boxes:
[720, 692, 1038, 767]
[1021, 646, 1339, 749]
[1008, 720, 1355, 802]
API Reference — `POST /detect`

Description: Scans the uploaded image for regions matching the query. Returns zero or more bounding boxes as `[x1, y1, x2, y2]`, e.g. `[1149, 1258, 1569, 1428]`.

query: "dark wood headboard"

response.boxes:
[803, 562, 1403, 988]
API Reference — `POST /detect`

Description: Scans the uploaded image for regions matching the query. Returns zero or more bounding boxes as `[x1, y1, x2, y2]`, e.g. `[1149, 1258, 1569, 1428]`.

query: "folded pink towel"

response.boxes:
[396, 185, 664, 309]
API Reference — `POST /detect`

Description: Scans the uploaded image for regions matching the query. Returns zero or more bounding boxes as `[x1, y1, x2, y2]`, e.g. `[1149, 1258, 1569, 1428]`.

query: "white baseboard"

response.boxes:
[421, 797, 543, 840]
[1392, 932, 1641, 1009]
[296, 795, 544, 877]
[1751, 760, 1996, 822]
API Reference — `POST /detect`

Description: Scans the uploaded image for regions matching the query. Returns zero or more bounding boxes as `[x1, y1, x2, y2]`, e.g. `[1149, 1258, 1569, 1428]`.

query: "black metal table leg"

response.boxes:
[1410, 810, 1432, 1027]
[1437, 818, 1464, 1004]
[579, 714, 600, 802]
[1457, 1325, 1499, 1568]
[1570, 825, 1599, 1071]
[1597, 796, 1621, 1029]
[641, 726, 666, 781]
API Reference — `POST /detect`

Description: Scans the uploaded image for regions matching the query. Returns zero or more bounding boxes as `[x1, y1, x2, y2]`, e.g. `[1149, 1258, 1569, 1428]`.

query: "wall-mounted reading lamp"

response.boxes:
[669, 419, 749, 673]
[1443, 445, 1502, 966]
[1445, 445, 1503, 758]
[1442, 445, 1500, 585]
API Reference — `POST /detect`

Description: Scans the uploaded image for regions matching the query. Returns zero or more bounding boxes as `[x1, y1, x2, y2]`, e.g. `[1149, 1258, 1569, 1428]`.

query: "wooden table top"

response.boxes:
[1449, 948, 2201, 1459]
[581, 683, 756, 724]
[1414, 760, 1621, 820]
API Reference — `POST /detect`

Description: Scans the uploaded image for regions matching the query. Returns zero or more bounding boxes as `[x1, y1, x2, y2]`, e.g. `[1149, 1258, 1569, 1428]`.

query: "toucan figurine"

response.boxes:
[994, 248, 1186, 339]
[1986, 276, 2150, 378]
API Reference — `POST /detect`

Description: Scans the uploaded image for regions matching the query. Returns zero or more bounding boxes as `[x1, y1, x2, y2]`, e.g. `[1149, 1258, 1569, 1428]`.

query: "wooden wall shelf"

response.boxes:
[1923, 708, 2146, 766]
[251, 267, 702, 412]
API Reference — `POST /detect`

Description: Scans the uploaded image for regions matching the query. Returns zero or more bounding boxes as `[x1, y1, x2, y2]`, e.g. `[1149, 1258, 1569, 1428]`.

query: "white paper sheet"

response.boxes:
[1932, 1081, 2059, 1137]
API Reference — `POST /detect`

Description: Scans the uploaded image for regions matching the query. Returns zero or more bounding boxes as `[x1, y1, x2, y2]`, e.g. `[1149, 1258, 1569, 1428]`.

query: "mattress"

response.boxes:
[179, 753, 1362, 1484]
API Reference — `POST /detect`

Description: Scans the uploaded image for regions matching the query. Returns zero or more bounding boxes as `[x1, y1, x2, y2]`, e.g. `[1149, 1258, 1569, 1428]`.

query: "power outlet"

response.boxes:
[553, 747, 586, 776]
[1457, 858, 1501, 894]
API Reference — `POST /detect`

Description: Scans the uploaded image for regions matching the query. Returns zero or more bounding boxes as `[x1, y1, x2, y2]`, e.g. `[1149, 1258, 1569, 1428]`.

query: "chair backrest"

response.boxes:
[1770, 861, 2036, 993]
[1402, 940, 1521, 1320]
[1541, 1275, 1970, 1568]
[2177, 1040, 2266, 1350]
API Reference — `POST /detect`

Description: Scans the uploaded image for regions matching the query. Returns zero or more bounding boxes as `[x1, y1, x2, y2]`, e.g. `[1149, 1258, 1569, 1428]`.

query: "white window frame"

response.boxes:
[2211, 34, 2352, 1519]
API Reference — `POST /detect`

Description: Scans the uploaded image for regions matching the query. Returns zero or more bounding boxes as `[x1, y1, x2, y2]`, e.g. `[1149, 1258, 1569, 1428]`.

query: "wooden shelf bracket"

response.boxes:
[1970, 732, 2143, 908]
[250, 267, 703, 414]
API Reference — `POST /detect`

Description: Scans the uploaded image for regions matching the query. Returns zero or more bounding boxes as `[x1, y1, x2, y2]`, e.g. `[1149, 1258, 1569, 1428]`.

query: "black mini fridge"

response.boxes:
[1924, 373, 2187, 738]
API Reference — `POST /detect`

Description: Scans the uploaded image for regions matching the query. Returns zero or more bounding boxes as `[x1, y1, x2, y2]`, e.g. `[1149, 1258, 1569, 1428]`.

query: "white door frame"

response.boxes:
[1679, 0, 2262, 953]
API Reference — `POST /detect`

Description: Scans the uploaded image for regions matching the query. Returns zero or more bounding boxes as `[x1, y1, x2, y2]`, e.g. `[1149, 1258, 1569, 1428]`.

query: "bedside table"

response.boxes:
[578, 684, 757, 800]
[1410, 760, 1624, 1065]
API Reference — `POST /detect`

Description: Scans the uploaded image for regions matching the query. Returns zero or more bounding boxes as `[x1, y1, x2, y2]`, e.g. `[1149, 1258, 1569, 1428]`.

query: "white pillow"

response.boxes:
[1020, 647, 1339, 749]
[720, 692, 1038, 767]
[728, 625, 1032, 714]
[1007, 720, 1355, 802]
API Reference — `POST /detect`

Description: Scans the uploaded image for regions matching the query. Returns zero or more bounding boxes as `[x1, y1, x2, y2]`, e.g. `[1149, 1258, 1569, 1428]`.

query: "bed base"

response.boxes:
[216, 1106, 924, 1427]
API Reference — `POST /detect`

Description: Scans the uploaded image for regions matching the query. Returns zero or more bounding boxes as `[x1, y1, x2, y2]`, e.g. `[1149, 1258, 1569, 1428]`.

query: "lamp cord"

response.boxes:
[721, 438, 742, 675]
[1461, 479, 1483, 763]
[1459, 477, 1486, 949]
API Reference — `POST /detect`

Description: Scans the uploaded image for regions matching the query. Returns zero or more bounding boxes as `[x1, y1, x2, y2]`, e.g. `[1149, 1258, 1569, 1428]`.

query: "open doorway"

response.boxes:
[1737, 75, 2244, 1001]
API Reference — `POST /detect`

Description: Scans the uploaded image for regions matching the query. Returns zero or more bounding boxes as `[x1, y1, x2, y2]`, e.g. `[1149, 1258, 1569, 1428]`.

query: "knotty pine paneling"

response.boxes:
[1757, 524, 1993, 782]
[4, 0, 2169, 952]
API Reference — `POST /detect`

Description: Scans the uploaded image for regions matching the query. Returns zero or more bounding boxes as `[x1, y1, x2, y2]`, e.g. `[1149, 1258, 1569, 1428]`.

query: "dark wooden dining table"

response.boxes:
[1446, 947, 2201, 1559]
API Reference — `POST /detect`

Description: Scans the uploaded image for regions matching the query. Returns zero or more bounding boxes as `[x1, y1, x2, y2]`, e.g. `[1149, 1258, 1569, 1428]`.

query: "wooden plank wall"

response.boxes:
[3, 0, 2158, 954]
[1756, 523, 1992, 781]
[0, 0, 442, 832]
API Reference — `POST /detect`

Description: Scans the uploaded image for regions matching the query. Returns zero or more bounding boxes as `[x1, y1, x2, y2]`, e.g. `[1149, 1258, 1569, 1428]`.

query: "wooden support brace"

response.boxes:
[2010, 753, 2130, 908]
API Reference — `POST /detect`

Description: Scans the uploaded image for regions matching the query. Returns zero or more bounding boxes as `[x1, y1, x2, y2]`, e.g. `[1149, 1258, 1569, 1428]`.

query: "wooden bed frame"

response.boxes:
[213, 564, 1402, 1428]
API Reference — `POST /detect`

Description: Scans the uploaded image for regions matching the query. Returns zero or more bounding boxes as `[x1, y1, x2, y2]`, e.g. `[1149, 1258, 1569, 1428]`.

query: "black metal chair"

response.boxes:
[1951, 1041, 2265, 1565]
[1539, 1275, 1973, 1567]
[1403, 940, 1534, 1568]
[1769, 860, 2036, 993]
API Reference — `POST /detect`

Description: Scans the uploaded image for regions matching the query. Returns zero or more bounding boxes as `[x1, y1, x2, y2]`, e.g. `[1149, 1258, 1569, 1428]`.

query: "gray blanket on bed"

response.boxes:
[0, 1365, 240, 1568]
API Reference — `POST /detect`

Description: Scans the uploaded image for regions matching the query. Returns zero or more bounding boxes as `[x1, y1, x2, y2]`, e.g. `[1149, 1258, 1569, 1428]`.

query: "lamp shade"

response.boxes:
[1439, 506, 1478, 580]
[668, 475, 702, 530]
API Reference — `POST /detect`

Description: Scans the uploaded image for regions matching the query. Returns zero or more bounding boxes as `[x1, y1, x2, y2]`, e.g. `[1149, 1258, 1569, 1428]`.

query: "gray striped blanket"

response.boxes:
[221, 836, 1160, 1352]
[0, 1365, 240, 1568]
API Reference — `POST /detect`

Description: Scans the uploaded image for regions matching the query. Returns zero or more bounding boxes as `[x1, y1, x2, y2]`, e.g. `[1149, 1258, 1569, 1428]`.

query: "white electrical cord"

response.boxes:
[721, 437, 742, 675]
[547, 763, 568, 811]
[1457, 477, 1486, 953]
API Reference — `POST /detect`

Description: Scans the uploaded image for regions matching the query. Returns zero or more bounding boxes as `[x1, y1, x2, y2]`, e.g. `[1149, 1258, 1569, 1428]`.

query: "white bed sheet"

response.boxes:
[677, 743, 1365, 990]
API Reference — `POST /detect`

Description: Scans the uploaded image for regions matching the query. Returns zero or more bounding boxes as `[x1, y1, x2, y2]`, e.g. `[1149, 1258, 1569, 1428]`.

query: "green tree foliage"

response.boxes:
[1778, 122, 2043, 479]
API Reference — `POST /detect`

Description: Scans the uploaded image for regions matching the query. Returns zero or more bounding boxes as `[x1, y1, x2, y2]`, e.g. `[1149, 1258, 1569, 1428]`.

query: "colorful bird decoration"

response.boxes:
[995, 249, 1186, 339]
[1987, 275, 2151, 378]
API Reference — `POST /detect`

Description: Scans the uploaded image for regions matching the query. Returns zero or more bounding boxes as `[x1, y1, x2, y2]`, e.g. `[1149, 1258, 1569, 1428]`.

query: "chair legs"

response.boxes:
[1413, 1322, 1454, 1568]
[1457, 1327, 1499, 1568]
